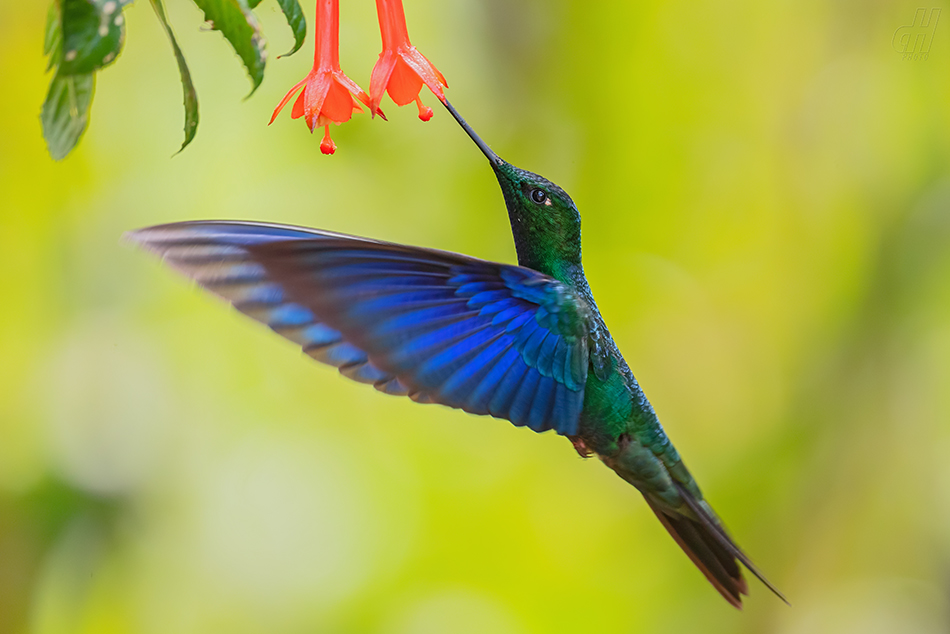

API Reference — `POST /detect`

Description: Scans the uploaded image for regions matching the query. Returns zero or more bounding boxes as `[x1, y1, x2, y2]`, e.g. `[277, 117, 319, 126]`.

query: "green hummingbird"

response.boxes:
[128, 101, 786, 608]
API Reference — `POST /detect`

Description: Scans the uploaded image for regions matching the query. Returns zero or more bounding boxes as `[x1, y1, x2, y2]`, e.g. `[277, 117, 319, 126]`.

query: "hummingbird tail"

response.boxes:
[644, 482, 788, 609]
[644, 494, 747, 608]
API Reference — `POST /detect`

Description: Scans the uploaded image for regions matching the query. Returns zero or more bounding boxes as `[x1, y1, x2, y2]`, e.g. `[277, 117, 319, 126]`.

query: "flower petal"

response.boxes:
[321, 78, 356, 124]
[369, 49, 397, 114]
[333, 70, 377, 115]
[398, 46, 446, 102]
[418, 48, 447, 87]
[303, 71, 333, 132]
[291, 88, 306, 119]
[269, 77, 307, 124]
[386, 55, 424, 106]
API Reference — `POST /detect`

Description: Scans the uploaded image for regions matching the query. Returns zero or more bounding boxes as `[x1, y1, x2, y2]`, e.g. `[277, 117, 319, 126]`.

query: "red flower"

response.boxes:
[270, 0, 382, 154]
[370, 0, 447, 121]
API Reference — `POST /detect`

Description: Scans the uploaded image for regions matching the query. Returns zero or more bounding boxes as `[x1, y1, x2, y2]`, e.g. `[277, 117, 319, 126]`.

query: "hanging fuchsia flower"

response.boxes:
[270, 0, 382, 154]
[370, 0, 447, 121]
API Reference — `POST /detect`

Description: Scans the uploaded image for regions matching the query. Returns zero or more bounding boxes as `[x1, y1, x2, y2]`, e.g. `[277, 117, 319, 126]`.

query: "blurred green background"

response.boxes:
[3, 0, 950, 632]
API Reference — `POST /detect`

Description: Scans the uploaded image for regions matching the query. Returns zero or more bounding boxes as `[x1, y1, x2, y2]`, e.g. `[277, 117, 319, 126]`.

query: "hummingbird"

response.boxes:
[128, 101, 786, 608]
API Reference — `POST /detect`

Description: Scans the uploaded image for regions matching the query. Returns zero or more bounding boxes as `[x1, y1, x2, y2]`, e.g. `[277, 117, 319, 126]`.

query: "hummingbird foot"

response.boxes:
[567, 435, 593, 458]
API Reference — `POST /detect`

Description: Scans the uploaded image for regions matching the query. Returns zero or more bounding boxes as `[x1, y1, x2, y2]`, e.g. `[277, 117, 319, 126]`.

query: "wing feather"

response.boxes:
[129, 221, 592, 435]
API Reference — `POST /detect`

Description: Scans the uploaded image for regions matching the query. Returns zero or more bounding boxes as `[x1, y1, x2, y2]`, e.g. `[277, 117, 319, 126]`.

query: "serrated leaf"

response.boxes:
[275, 0, 305, 57]
[42, 72, 96, 160]
[150, 0, 200, 153]
[191, 0, 266, 94]
[44, 0, 63, 71]
[59, 0, 131, 75]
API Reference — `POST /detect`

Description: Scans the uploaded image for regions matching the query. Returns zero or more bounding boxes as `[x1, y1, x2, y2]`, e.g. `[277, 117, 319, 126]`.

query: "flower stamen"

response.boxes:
[414, 95, 433, 121]
[320, 126, 337, 154]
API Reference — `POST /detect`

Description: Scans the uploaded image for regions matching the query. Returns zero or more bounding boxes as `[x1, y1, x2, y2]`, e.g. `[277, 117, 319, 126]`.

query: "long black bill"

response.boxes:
[442, 99, 503, 167]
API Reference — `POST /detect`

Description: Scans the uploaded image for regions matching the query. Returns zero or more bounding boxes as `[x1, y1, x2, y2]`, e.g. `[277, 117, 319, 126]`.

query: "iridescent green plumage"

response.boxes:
[443, 101, 786, 608]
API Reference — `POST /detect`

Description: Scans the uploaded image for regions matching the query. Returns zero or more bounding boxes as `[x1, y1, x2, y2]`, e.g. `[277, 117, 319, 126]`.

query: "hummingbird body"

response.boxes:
[129, 102, 784, 608]
[487, 158, 769, 605]
[493, 165, 682, 499]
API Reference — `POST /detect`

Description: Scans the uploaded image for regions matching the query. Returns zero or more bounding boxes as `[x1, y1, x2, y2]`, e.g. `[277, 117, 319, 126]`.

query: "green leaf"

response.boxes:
[191, 0, 266, 94]
[245, 0, 305, 57]
[59, 0, 131, 75]
[275, 0, 305, 57]
[44, 0, 63, 71]
[150, 0, 199, 153]
[41, 72, 96, 160]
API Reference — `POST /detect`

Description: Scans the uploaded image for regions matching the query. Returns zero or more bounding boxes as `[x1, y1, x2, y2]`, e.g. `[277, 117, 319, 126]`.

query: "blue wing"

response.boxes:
[128, 221, 591, 435]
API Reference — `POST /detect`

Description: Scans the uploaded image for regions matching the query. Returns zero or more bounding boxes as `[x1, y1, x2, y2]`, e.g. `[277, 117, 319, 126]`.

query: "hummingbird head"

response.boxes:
[443, 101, 582, 279]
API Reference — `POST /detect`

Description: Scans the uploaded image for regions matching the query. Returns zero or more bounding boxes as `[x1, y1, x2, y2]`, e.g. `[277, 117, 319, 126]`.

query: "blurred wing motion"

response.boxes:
[128, 221, 591, 435]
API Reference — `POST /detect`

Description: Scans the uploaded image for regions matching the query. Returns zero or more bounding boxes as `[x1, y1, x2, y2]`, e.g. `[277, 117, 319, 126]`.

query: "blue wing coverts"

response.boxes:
[128, 221, 591, 435]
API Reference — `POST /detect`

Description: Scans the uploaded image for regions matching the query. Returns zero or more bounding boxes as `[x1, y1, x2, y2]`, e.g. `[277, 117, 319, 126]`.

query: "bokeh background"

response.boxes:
[3, 0, 950, 632]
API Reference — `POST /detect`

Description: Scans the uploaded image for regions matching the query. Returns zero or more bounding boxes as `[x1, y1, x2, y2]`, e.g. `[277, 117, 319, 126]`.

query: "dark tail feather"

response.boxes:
[644, 483, 789, 609]
[644, 495, 747, 608]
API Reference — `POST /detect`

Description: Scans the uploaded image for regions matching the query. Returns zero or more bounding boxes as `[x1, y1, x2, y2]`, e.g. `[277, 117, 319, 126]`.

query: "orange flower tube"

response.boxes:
[370, 0, 447, 120]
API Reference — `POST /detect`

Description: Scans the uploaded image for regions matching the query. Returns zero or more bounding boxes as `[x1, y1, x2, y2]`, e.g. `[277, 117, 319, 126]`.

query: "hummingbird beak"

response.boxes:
[442, 99, 504, 167]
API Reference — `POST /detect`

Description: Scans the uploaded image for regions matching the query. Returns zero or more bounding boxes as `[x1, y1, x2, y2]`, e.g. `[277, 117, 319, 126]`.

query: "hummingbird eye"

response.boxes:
[530, 188, 547, 204]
